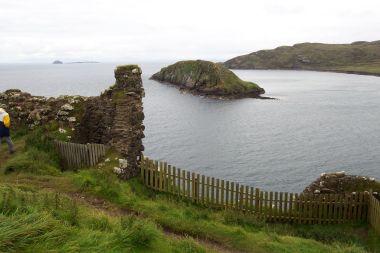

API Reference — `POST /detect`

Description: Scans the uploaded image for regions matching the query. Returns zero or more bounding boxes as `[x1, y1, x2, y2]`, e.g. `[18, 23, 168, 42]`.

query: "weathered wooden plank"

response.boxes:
[274, 192, 278, 221]
[201, 175, 205, 204]
[221, 180, 225, 207]
[225, 181, 230, 209]
[167, 164, 172, 193]
[206, 177, 210, 204]
[283, 192, 288, 220]
[191, 172, 195, 201]
[353, 193, 359, 220]
[211, 177, 215, 205]
[249, 187, 254, 213]
[255, 188, 260, 214]
[181, 170, 186, 197]
[279, 192, 283, 221]
[264, 191, 268, 221]
[177, 168, 181, 197]
[172, 167, 177, 194]
[269, 192, 273, 222]
[216, 179, 220, 207]
[230, 182, 234, 209]
[358, 192, 363, 221]
[239, 185, 244, 211]
[245, 186, 249, 213]
[235, 184, 239, 211]
[186, 171, 190, 199]
[196, 174, 200, 203]
[294, 193, 300, 224]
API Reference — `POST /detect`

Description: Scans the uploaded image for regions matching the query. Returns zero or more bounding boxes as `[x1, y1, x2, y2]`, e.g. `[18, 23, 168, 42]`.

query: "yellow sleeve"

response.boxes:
[3, 115, 10, 128]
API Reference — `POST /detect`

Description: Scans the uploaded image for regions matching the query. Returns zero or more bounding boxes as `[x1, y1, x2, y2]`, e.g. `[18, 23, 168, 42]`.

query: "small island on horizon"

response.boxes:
[52, 60, 99, 64]
[151, 60, 266, 99]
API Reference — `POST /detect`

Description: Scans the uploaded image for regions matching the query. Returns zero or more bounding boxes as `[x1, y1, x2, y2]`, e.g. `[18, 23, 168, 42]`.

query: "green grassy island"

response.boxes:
[151, 60, 266, 99]
[224, 41, 380, 76]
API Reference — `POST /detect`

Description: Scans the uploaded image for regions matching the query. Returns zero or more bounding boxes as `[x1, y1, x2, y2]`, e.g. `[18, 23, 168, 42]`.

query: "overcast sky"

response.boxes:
[1, 0, 379, 63]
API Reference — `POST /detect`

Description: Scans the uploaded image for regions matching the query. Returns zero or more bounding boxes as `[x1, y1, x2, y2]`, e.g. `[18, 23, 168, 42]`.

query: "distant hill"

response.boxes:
[224, 41, 380, 76]
[151, 60, 265, 99]
[52, 60, 63, 64]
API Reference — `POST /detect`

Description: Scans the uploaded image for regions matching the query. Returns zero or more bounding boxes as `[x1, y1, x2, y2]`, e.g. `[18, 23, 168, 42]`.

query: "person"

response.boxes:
[0, 108, 15, 154]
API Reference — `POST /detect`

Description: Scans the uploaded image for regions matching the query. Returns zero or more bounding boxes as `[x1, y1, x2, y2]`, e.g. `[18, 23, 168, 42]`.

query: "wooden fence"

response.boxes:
[369, 194, 380, 235]
[141, 156, 372, 225]
[54, 140, 107, 170]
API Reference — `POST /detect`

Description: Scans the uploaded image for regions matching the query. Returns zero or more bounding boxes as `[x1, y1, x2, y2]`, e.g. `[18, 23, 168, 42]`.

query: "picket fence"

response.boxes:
[140, 156, 379, 226]
[369, 194, 380, 235]
[54, 140, 107, 170]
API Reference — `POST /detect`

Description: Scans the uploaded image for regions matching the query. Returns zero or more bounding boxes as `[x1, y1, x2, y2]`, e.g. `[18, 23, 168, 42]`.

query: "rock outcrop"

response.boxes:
[0, 64, 145, 180]
[304, 171, 380, 194]
[151, 60, 265, 99]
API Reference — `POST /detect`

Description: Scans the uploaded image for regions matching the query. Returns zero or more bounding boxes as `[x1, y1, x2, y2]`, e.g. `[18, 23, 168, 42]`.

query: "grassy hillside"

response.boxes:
[151, 60, 265, 98]
[1, 126, 380, 252]
[224, 41, 380, 76]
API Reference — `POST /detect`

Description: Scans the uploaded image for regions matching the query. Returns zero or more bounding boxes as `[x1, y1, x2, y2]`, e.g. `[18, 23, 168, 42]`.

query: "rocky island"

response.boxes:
[151, 60, 265, 99]
[225, 40, 380, 76]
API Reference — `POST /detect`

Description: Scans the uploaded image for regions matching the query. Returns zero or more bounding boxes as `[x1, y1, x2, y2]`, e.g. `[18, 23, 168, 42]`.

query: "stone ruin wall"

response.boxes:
[75, 65, 145, 179]
[0, 64, 145, 179]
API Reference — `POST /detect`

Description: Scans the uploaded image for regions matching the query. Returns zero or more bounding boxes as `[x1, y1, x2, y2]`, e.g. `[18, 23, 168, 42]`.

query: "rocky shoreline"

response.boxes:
[304, 171, 379, 195]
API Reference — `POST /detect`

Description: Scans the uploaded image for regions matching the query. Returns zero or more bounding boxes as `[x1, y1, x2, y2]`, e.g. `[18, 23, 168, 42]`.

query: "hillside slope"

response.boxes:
[1, 127, 380, 252]
[224, 41, 380, 76]
[151, 60, 265, 99]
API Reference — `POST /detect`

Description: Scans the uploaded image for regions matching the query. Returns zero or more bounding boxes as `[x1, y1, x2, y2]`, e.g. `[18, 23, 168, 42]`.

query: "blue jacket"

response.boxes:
[0, 112, 10, 137]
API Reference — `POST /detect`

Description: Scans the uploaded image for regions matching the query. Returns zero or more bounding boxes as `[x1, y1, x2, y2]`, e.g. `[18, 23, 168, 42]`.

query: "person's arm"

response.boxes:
[3, 114, 10, 128]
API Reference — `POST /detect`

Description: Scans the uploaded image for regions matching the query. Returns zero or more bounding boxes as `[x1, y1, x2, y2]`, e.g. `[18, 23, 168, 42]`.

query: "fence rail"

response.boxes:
[54, 140, 107, 170]
[141, 156, 372, 225]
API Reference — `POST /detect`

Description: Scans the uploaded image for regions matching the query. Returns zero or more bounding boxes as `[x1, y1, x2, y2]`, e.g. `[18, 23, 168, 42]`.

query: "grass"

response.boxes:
[1, 127, 380, 252]
[0, 184, 213, 253]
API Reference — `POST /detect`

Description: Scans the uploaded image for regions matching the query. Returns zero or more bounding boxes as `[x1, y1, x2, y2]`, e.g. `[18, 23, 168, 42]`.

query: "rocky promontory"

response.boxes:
[224, 40, 380, 76]
[151, 60, 265, 99]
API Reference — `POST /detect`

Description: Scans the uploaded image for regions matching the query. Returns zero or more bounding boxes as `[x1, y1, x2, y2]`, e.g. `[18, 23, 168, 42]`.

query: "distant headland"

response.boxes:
[224, 40, 380, 77]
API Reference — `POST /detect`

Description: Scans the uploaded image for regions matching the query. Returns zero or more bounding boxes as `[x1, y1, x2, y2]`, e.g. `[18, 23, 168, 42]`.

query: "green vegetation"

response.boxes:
[1, 127, 380, 252]
[115, 64, 140, 73]
[224, 40, 380, 76]
[151, 60, 265, 97]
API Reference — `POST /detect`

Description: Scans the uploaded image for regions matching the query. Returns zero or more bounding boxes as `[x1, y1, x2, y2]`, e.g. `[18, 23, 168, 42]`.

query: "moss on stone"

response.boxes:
[115, 65, 140, 74]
